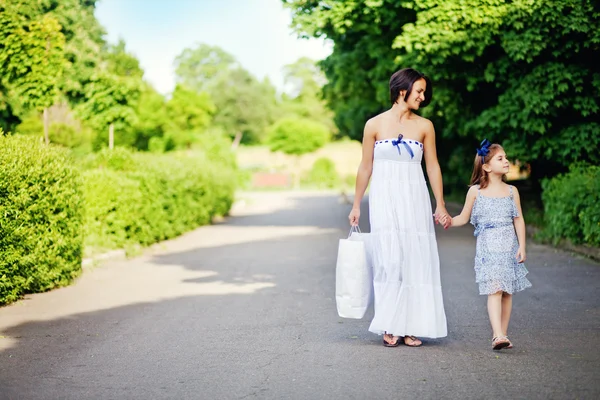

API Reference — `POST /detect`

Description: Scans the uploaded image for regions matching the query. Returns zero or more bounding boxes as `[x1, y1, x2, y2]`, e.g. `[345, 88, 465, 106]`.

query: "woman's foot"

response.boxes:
[492, 336, 510, 350]
[403, 335, 422, 347]
[505, 336, 513, 349]
[383, 333, 401, 347]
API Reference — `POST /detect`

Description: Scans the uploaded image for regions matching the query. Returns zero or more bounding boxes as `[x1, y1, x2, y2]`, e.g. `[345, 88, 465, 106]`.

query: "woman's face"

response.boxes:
[405, 78, 427, 110]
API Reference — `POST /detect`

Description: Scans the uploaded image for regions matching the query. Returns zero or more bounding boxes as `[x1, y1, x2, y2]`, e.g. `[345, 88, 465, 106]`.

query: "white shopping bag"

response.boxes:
[336, 226, 372, 319]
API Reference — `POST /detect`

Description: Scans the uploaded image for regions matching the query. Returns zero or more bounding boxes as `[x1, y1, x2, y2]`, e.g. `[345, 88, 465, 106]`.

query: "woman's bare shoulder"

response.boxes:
[367, 111, 388, 125]
[414, 114, 434, 129]
[365, 112, 388, 136]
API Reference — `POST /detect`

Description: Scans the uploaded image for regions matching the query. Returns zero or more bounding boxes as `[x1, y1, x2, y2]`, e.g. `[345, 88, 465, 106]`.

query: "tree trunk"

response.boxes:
[43, 108, 49, 145]
[294, 155, 301, 189]
[231, 131, 243, 150]
[109, 123, 114, 150]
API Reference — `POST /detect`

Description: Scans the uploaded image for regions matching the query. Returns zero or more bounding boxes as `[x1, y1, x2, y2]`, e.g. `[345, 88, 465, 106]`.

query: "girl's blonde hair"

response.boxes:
[469, 143, 506, 189]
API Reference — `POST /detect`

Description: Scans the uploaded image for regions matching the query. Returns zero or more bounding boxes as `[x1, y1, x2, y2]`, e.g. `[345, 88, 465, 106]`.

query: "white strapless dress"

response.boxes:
[366, 137, 447, 338]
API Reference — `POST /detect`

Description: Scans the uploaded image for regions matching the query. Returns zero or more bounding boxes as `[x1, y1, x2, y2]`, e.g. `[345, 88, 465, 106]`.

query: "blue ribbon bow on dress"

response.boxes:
[392, 134, 414, 159]
[477, 139, 491, 164]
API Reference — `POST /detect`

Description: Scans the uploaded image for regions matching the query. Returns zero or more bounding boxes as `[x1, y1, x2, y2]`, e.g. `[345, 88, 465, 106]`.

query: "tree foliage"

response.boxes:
[284, 0, 600, 184]
[281, 57, 337, 136]
[0, 1, 66, 113]
[74, 72, 141, 148]
[174, 43, 277, 144]
[267, 117, 330, 156]
[164, 84, 215, 149]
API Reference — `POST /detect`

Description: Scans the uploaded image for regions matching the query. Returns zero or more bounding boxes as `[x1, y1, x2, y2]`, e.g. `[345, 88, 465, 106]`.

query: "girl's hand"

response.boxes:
[348, 208, 360, 226]
[434, 206, 451, 229]
[516, 247, 527, 263]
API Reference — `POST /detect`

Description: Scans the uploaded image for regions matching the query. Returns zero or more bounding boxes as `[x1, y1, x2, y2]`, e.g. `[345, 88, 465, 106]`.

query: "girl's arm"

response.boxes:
[450, 186, 478, 227]
[348, 119, 376, 225]
[422, 119, 450, 228]
[512, 186, 527, 263]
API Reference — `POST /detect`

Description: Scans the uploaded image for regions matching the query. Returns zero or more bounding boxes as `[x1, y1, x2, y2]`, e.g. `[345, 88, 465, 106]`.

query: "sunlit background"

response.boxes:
[95, 0, 333, 95]
[0, 0, 598, 306]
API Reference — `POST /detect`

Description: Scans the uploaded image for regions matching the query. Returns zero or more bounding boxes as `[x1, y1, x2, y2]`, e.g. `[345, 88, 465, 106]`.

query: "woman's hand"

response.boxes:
[516, 246, 527, 263]
[348, 208, 360, 226]
[434, 205, 451, 229]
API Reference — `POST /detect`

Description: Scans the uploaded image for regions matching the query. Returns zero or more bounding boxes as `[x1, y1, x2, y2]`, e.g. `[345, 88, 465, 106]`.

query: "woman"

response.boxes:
[348, 68, 450, 347]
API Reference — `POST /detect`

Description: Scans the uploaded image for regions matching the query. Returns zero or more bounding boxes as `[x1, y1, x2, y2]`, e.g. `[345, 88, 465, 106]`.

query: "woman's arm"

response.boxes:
[422, 119, 450, 228]
[512, 186, 527, 263]
[349, 119, 376, 225]
[451, 186, 478, 227]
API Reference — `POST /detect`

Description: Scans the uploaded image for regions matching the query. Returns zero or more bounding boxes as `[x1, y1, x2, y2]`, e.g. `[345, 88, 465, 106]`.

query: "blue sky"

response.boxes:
[95, 0, 332, 95]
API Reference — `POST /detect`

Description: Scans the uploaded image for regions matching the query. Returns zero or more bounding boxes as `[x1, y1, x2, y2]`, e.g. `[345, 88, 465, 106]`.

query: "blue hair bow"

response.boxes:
[476, 139, 491, 163]
[392, 134, 414, 159]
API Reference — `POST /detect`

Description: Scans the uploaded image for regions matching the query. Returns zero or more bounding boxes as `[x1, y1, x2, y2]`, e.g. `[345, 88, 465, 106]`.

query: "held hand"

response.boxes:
[434, 206, 451, 229]
[516, 247, 527, 263]
[348, 208, 360, 227]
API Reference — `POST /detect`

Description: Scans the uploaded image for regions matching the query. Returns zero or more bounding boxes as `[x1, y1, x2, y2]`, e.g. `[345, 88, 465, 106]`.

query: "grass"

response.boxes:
[236, 139, 362, 191]
[236, 139, 362, 177]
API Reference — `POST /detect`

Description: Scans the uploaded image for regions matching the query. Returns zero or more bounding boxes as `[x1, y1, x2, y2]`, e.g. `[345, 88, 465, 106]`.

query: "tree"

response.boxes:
[283, 0, 415, 142]
[284, 0, 600, 186]
[164, 84, 215, 149]
[0, 2, 67, 143]
[105, 39, 144, 79]
[174, 43, 238, 92]
[125, 82, 168, 150]
[267, 116, 330, 187]
[174, 44, 277, 144]
[0, 0, 107, 138]
[75, 72, 140, 150]
[281, 57, 337, 136]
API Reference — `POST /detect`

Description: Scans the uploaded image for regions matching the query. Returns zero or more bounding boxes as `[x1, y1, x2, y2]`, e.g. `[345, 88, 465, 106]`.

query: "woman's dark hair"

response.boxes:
[389, 68, 432, 107]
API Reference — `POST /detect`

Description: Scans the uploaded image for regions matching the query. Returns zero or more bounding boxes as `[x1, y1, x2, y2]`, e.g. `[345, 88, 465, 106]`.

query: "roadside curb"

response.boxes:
[78, 197, 249, 271]
[81, 249, 126, 269]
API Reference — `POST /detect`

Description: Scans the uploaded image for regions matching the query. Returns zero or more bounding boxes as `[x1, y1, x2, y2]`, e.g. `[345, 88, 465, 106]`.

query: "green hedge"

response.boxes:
[82, 147, 236, 255]
[541, 165, 600, 246]
[1, 133, 237, 305]
[0, 135, 84, 305]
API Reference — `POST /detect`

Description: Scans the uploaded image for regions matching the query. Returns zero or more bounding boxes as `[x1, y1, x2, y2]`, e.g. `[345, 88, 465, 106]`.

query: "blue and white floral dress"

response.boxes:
[470, 185, 532, 295]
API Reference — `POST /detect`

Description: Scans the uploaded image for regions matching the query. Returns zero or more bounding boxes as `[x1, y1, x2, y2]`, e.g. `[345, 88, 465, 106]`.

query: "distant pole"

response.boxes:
[231, 131, 243, 150]
[109, 123, 114, 149]
[43, 108, 49, 145]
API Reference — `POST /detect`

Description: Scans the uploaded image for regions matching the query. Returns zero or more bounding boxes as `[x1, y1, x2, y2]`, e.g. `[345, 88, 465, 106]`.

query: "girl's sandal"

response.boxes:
[492, 336, 510, 350]
[403, 335, 423, 347]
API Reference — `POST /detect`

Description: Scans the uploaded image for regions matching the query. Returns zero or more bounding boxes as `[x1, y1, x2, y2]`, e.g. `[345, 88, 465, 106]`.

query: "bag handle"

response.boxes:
[348, 225, 362, 237]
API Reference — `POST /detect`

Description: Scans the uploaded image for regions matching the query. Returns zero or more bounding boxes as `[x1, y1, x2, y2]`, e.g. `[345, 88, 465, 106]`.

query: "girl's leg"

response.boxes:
[487, 291, 504, 338]
[501, 292, 513, 336]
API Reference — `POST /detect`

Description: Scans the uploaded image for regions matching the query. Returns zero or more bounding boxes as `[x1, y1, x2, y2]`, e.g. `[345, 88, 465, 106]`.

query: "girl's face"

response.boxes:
[484, 150, 510, 175]
[404, 78, 427, 110]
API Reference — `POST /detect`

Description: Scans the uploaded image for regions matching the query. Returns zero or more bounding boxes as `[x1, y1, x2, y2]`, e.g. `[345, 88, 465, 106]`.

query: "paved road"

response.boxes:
[1, 191, 598, 400]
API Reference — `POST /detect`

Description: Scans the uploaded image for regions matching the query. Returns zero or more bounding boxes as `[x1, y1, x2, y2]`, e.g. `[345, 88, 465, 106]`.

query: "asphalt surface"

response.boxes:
[0, 191, 598, 400]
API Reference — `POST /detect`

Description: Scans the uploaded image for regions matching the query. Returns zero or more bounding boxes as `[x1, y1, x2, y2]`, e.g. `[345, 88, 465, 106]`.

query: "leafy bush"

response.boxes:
[541, 165, 600, 246]
[303, 157, 340, 189]
[0, 134, 84, 305]
[82, 147, 236, 255]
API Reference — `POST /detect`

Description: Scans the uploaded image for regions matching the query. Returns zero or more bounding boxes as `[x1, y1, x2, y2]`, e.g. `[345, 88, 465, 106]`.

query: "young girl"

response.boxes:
[445, 139, 532, 350]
